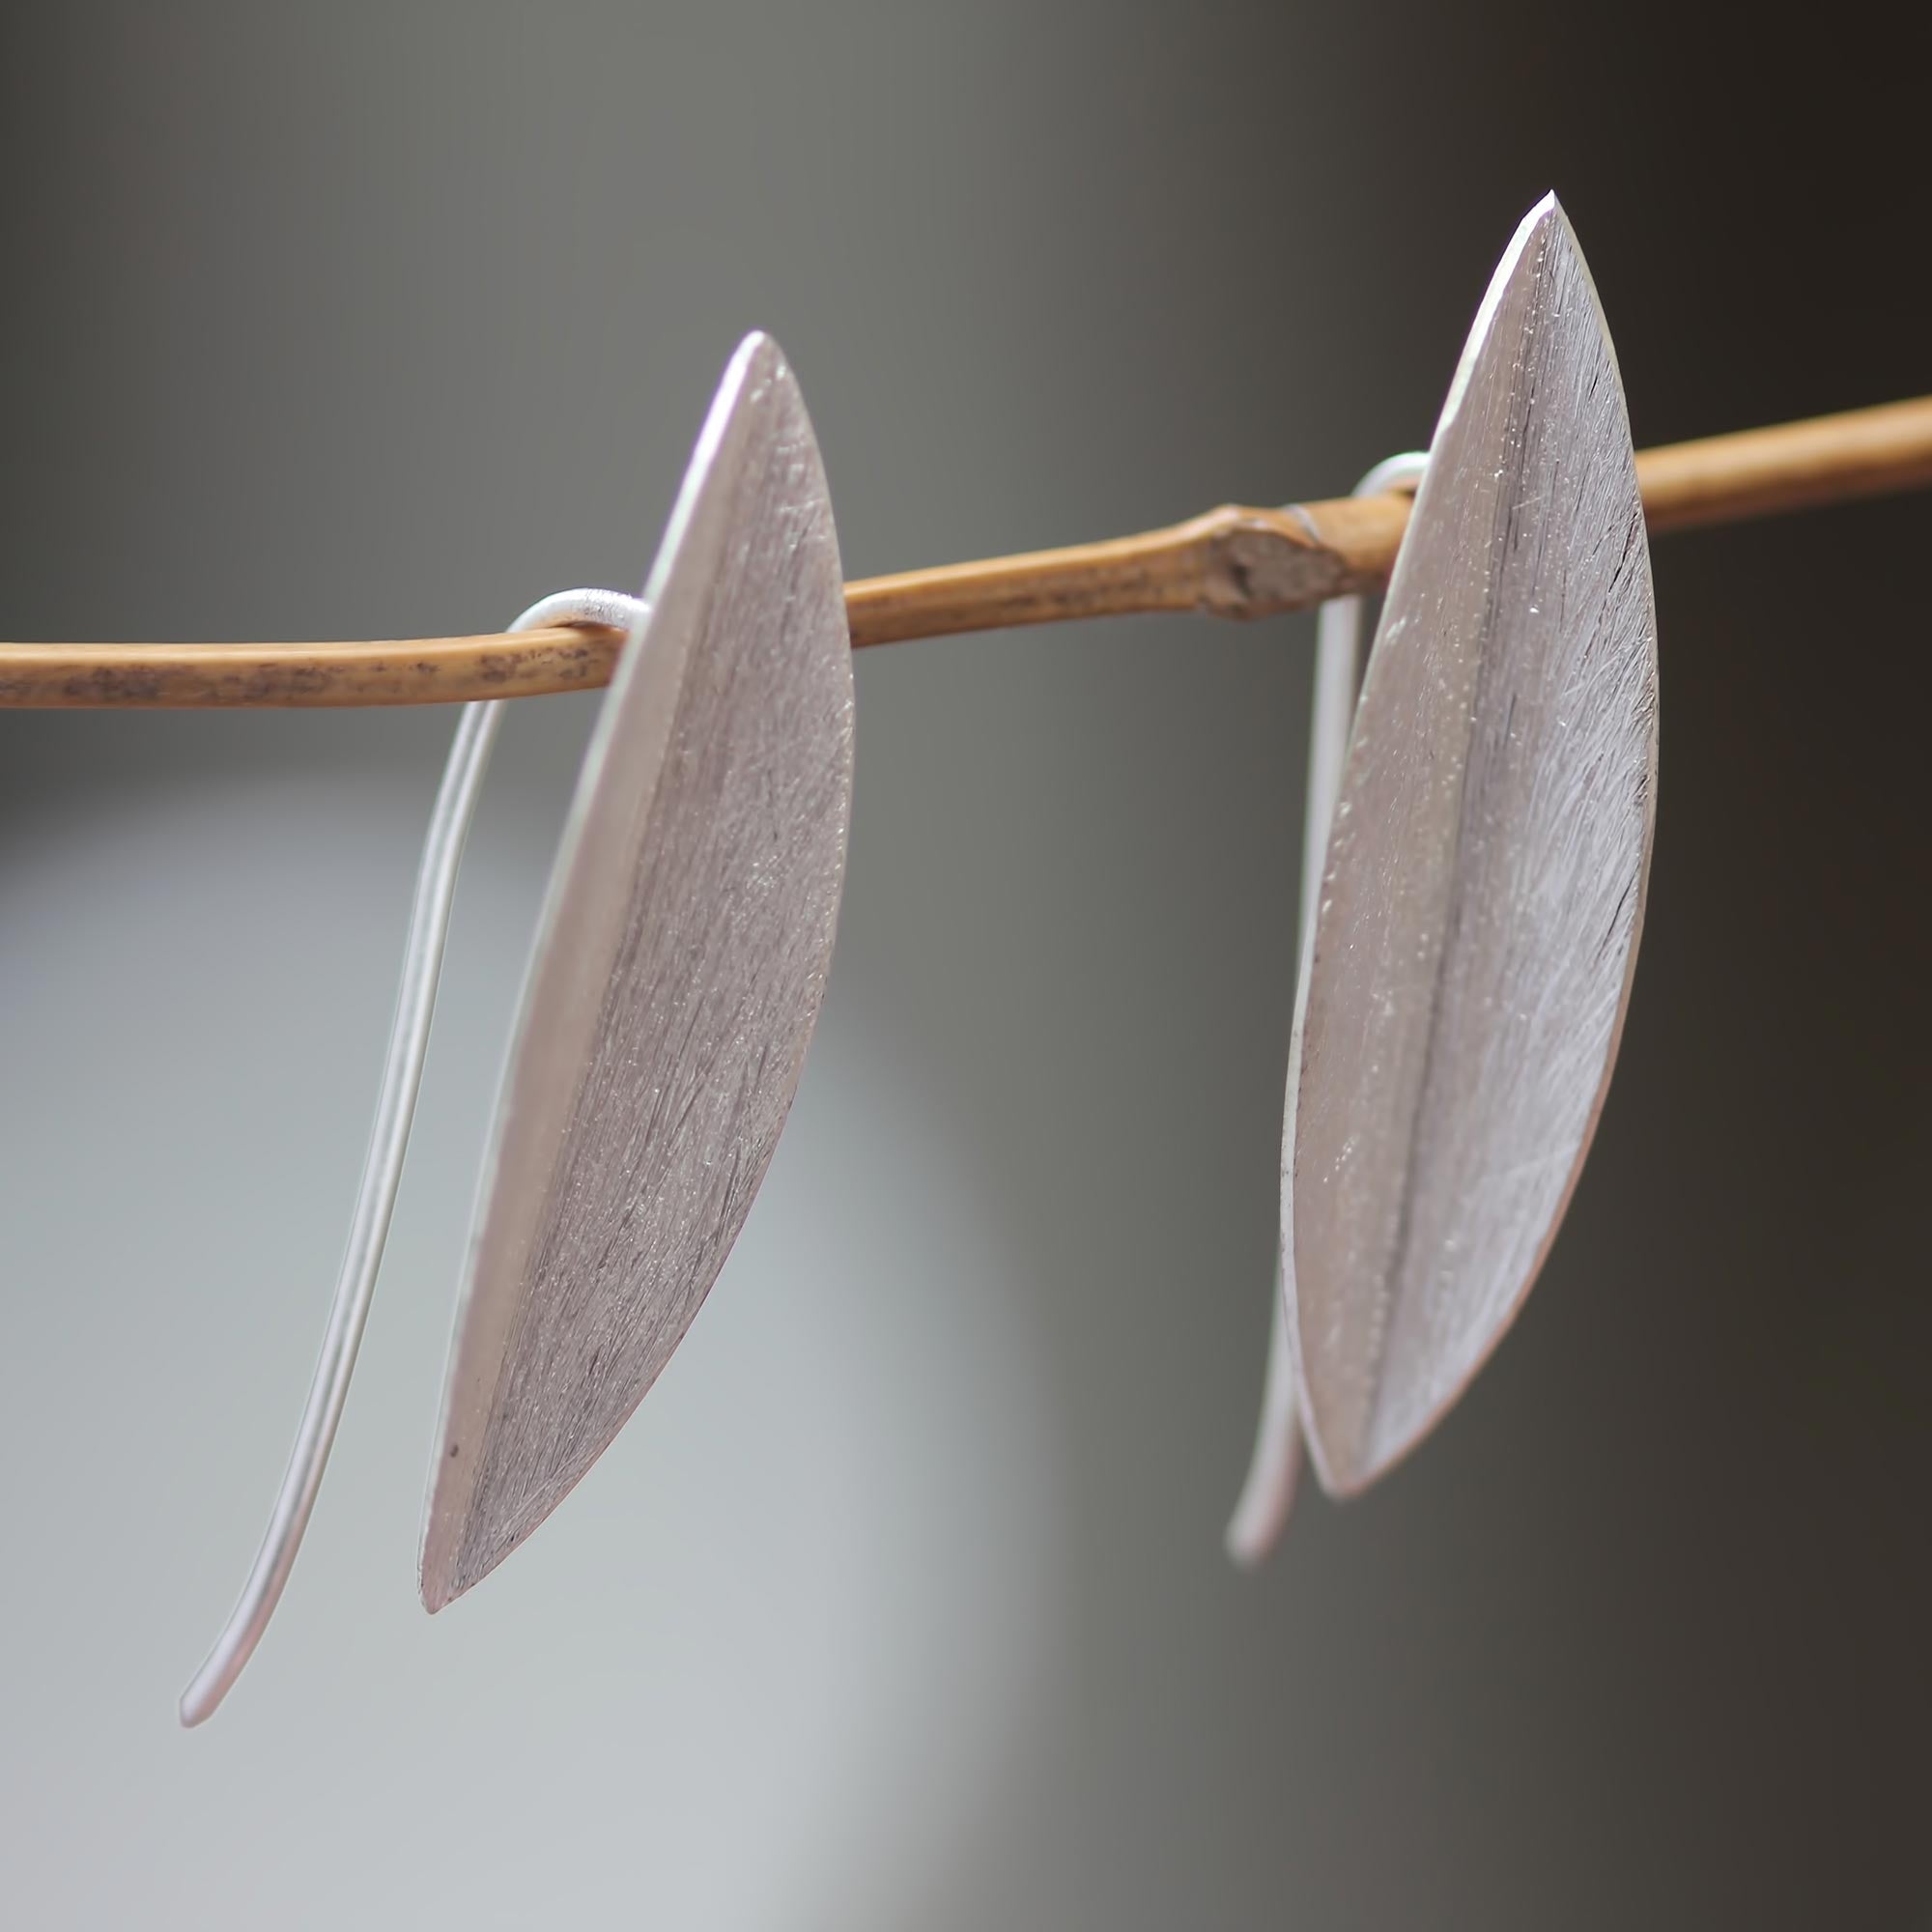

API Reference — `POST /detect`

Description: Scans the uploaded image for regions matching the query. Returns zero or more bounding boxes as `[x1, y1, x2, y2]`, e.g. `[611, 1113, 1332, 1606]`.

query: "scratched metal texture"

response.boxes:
[1285, 197, 1659, 1495]
[420, 333, 854, 1607]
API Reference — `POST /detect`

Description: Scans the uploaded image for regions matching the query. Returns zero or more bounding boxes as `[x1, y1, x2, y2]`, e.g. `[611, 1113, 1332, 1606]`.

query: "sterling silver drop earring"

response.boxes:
[1233, 193, 1658, 1548]
[182, 331, 852, 1718]
[420, 332, 853, 1610]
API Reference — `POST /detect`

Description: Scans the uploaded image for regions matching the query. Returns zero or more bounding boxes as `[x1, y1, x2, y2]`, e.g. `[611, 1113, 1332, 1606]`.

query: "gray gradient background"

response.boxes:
[2, 4, 1927, 1926]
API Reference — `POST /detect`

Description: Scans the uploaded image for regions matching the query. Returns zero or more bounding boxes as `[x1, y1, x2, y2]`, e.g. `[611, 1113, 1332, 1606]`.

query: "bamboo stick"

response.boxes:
[5, 396, 1930, 710]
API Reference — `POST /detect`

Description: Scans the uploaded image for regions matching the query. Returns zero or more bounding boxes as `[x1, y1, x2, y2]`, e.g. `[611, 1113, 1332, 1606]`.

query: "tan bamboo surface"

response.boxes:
[5, 395, 1930, 709]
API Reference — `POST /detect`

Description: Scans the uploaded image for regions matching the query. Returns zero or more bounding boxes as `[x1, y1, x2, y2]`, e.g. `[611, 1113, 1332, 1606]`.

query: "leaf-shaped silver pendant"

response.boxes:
[420, 333, 854, 1608]
[1286, 196, 1659, 1495]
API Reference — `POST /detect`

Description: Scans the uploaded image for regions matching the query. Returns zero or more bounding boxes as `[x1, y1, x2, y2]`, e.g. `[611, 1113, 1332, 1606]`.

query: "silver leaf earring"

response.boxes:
[182, 331, 851, 1719]
[1232, 193, 1658, 1549]
[420, 330, 852, 1609]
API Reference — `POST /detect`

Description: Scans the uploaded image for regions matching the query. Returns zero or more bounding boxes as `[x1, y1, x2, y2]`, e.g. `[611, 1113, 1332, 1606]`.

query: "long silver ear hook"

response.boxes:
[179, 587, 646, 1727]
[1224, 451, 1428, 1568]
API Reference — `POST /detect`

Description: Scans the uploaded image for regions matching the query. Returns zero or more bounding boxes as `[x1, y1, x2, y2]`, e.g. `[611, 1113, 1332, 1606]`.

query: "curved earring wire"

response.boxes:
[179, 587, 645, 1727]
[1224, 452, 1428, 1569]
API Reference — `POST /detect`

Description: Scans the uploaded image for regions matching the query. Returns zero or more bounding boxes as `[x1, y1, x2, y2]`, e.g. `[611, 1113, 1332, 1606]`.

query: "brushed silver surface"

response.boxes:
[421, 333, 854, 1608]
[1285, 196, 1658, 1495]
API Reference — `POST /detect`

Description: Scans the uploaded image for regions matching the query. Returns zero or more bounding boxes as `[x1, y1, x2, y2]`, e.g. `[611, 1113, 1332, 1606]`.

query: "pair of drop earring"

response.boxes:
[182, 191, 1657, 1723]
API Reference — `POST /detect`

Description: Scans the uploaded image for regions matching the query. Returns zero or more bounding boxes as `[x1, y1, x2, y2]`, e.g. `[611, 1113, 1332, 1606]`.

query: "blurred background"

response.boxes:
[1, 3, 1926, 1925]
